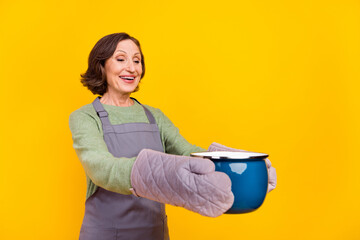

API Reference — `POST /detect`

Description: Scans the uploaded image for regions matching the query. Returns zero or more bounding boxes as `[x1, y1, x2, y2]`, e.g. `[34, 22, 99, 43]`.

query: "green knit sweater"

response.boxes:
[69, 99, 206, 200]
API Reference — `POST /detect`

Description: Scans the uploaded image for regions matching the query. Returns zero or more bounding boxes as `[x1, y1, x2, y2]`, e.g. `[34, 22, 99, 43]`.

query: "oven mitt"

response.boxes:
[208, 142, 248, 152]
[208, 142, 277, 192]
[130, 148, 234, 217]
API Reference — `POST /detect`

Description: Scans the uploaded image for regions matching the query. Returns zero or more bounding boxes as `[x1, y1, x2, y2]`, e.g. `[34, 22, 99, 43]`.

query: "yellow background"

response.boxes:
[1, 0, 359, 239]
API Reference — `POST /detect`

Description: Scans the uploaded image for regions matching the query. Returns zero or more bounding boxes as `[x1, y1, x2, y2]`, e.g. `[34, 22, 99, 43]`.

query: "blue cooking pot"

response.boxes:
[191, 151, 269, 214]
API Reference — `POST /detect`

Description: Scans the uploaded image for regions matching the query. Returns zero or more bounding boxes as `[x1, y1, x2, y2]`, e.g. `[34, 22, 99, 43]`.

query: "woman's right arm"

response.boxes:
[69, 110, 135, 195]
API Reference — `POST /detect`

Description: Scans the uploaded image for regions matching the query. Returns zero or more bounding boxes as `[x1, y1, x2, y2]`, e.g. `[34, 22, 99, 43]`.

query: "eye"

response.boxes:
[134, 60, 140, 64]
[117, 59, 125, 62]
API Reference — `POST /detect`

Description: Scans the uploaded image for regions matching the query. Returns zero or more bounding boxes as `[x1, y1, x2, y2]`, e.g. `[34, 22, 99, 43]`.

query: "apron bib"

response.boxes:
[79, 97, 169, 240]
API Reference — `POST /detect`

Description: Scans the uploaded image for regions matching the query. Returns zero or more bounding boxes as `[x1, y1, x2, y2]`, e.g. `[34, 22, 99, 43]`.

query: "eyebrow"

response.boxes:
[115, 50, 141, 56]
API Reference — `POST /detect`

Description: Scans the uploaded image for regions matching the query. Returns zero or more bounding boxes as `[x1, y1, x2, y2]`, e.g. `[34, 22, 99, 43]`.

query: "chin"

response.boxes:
[118, 87, 137, 94]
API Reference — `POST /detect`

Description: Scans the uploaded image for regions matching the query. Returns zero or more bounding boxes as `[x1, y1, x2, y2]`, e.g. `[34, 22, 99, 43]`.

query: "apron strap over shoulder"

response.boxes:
[92, 97, 113, 132]
[131, 97, 156, 125]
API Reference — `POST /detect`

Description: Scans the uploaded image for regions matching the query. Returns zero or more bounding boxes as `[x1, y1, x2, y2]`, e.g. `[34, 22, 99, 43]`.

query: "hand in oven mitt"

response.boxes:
[130, 149, 234, 217]
[208, 142, 277, 193]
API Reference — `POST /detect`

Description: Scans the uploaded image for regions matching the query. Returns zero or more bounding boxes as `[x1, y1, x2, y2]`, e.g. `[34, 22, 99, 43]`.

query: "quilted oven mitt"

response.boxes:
[130, 149, 234, 218]
[208, 142, 277, 192]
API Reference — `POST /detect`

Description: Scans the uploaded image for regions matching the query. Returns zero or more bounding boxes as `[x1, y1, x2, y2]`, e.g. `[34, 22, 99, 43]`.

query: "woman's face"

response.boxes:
[104, 39, 143, 96]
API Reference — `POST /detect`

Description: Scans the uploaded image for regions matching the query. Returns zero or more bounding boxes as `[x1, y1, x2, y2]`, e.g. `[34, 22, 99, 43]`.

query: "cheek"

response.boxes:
[105, 67, 120, 84]
[137, 65, 143, 75]
[106, 61, 123, 74]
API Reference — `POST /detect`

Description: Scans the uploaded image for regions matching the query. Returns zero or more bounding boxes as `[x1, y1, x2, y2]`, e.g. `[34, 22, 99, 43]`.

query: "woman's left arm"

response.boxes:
[152, 108, 277, 192]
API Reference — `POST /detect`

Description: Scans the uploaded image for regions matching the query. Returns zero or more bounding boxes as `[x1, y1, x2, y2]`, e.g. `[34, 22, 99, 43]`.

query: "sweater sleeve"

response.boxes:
[156, 109, 207, 156]
[69, 110, 134, 195]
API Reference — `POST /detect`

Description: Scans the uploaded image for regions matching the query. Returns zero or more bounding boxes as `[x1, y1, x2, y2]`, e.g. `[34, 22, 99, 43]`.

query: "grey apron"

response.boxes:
[79, 97, 169, 240]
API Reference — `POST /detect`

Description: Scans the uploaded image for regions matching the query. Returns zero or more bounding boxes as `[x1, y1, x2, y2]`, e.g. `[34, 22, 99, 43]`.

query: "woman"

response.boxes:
[69, 32, 276, 240]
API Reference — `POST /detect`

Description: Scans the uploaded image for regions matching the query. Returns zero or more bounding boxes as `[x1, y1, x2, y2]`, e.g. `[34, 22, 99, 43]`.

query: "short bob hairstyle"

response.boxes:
[80, 32, 145, 95]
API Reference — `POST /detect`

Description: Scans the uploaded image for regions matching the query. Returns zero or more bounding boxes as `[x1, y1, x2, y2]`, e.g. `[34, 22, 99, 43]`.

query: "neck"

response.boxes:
[100, 91, 134, 107]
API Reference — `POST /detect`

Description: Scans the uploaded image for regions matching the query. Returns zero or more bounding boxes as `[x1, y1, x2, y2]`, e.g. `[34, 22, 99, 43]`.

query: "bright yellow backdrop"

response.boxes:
[1, 0, 359, 239]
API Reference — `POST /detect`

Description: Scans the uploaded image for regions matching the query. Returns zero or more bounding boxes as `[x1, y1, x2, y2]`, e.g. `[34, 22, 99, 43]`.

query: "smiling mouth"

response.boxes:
[120, 76, 135, 80]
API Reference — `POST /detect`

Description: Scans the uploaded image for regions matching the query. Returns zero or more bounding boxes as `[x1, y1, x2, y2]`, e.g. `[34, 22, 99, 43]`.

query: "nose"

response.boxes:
[125, 60, 135, 73]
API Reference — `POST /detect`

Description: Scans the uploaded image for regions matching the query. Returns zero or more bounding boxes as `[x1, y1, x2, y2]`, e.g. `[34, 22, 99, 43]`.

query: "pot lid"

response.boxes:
[190, 151, 268, 160]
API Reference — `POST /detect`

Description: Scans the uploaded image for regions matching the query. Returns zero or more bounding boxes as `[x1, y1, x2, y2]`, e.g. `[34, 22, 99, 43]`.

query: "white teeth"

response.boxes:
[120, 76, 135, 80]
